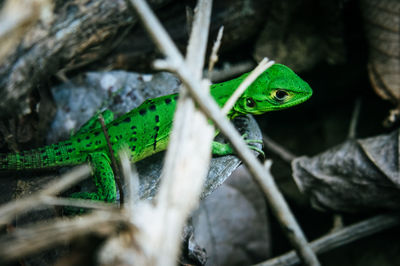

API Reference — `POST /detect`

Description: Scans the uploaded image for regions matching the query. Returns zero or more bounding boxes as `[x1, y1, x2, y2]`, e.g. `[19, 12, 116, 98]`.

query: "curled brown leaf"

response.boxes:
[292, 129, 400, 212]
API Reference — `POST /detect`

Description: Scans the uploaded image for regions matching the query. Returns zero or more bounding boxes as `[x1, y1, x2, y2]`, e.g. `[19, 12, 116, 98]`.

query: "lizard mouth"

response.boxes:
[293, 93, 312, 105]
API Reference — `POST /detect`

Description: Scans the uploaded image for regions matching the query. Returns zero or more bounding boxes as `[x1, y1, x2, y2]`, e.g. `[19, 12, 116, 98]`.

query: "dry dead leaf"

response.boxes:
[361, 0, 400, 125]
[292, 129, 400, 212]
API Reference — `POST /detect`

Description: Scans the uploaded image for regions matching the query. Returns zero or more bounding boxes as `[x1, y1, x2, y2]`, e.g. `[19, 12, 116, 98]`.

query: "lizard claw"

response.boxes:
[242, 134, 265, 158]
[246, 142, 265, 158]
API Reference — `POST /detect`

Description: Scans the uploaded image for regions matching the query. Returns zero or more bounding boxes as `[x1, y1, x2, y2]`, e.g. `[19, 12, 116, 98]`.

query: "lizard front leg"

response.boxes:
[66, 152, 116, 213]
[211, 137, 264, 157]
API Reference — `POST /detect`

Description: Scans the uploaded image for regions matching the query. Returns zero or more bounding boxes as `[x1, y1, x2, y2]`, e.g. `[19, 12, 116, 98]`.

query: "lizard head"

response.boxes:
[233, 64, 312, 116]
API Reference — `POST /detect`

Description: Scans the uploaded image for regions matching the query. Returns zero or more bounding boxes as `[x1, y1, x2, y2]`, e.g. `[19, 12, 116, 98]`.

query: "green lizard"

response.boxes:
[0, 64, 312, 205]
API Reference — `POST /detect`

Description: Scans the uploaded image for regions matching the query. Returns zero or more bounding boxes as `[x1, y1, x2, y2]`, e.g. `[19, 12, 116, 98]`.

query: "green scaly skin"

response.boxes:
[0, 64, 312, 205]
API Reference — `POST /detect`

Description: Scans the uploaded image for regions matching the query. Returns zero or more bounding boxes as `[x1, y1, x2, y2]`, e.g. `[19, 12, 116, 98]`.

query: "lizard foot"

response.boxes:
[242, 134, 265, 158]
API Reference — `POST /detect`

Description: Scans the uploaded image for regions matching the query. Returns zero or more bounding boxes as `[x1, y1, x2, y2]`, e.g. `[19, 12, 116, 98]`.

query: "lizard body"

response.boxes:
[0, 64, 312, 204]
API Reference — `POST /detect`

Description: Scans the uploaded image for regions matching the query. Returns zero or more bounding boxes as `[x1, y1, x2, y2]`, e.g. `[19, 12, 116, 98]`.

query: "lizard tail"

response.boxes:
[0, 141, 81, 170]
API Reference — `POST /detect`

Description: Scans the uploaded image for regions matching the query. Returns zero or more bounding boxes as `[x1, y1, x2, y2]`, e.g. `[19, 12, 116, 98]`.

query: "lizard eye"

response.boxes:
[274, 89, 289, 102]
[246, 98, 256, 108]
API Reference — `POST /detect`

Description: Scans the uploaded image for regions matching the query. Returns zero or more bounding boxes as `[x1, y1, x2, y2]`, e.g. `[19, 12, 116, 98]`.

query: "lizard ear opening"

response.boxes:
[246, 97, 256, 108]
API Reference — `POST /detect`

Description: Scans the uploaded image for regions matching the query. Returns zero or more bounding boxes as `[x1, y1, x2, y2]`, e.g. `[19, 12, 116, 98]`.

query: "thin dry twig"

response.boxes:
[255, 214, 400, 266]
[40, 195, 115, 210]
[98, 114, 124, 205]
[0, 165, 91, 225]
[222, 58, 275, 115]
[0, 210, 128, 262]
[208, 26, 224, 74]
[119, 150, 140, 213]
[263, 134, 296, 163]
[128, 1, 319, 264]
[348, 98, 362, 139]
[207, 60, 254, 82]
